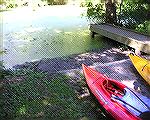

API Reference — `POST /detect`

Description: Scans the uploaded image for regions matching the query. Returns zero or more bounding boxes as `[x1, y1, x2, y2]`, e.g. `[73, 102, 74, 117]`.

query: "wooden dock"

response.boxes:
[90, 24, 150, 54]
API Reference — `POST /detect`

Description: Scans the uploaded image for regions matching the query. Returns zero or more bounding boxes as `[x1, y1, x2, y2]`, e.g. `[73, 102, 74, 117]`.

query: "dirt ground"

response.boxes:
[13, 47, 150, 98]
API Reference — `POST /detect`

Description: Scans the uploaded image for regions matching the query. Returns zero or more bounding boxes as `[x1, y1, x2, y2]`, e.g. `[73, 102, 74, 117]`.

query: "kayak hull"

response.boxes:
[129, 54, 150, 85]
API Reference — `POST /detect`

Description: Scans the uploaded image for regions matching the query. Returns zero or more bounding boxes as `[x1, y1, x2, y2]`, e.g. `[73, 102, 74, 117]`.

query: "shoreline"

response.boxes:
[12, 46, 150, 97]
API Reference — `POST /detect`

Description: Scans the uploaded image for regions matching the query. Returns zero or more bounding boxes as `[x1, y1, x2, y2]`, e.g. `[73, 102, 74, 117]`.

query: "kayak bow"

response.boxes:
[129, 54, 150, 85]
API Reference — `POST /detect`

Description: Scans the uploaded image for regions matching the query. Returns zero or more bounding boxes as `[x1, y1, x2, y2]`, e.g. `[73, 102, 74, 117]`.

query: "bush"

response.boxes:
[136, 21, 150, 34]
[86, 2, 106, 23]
[86, 0, 150, 34]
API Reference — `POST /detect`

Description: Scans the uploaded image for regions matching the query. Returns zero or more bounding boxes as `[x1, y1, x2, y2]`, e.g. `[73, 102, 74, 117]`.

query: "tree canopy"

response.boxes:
[86, 0, 150, 34]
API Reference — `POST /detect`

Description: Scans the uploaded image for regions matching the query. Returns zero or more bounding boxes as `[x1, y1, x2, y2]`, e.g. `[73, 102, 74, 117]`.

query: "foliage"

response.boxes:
[0, 61, 4, 79]
[86, 0, 150, 34]
[118, 1, 150, 29]
[47, 0, 67, 5]
[0, 61, 11, 80]
[0, 0, 5, 5]
[86, 2, 106, 23]
[0, 0, 68, 8]
[4, 0, 17, 8]
[135, 21, 150, 34]
[0, 69, 106, 120]
[118, 0, 150, 34]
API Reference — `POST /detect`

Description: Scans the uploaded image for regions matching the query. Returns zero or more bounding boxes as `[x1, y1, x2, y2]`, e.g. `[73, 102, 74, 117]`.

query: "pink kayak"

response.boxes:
[82, 64, 150, 120]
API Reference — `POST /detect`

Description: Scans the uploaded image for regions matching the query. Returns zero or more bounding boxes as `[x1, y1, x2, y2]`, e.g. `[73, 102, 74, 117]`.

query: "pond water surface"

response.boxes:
[1, 6, 108, 69]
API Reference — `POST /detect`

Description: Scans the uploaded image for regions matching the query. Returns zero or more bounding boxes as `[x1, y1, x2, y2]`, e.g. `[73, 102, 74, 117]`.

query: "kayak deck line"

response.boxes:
[142, 62, 150, 71]
[95, 89, 108, 105]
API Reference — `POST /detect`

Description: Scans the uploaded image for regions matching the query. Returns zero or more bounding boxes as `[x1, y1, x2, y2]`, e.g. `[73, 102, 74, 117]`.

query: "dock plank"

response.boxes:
[90, 24, 150, 54]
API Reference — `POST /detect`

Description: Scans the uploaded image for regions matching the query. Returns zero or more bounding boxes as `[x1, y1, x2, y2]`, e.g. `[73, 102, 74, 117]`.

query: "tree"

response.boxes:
[47, 0, 54, 5]
[105, 0, 117, 24]
[86, 0, 150, 34]
[119, 0, 150, 31]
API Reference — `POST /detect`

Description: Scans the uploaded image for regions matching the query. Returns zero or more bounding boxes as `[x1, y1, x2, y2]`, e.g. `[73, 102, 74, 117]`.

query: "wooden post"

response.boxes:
[91, 31, 97, 38]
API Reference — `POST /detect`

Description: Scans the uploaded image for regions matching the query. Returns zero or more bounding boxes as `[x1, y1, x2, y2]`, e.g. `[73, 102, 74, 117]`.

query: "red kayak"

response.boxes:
[82, 64, 150, 120]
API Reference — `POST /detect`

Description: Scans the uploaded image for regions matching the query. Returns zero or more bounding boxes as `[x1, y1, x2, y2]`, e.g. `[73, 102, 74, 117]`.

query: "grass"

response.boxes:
[0, 69, 107, 120]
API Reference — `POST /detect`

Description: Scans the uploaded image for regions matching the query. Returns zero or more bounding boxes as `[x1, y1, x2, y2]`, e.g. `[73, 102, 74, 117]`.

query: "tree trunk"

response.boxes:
[105, 0, 117, 24]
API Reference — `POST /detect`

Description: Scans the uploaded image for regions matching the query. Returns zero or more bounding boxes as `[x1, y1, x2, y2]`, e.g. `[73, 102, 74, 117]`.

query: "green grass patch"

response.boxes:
[0, 69, 106, 120]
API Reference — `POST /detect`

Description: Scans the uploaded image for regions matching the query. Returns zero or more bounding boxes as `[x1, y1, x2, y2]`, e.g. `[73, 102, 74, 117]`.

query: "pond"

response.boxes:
[1, 6, 108, 69]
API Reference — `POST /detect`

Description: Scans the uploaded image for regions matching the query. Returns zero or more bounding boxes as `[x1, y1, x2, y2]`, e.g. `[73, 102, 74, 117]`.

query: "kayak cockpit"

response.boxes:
[103, 79, 125, 98]
[102, 79, 150, 118]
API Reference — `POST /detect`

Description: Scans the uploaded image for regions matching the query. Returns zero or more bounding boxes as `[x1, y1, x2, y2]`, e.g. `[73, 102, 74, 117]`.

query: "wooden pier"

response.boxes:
[90, 24, 150, 54]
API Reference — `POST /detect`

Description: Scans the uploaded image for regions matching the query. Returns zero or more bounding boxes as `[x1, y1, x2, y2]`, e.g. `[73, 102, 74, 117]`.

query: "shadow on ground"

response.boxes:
[13, 47, 150, 98]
